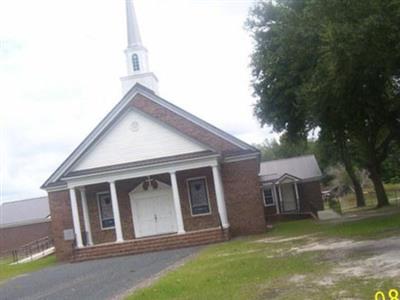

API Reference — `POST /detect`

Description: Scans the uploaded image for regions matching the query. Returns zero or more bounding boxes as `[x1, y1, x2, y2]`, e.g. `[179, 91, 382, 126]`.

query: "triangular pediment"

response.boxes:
[42, 85, 256, 189]
[71, 109, 208, 172]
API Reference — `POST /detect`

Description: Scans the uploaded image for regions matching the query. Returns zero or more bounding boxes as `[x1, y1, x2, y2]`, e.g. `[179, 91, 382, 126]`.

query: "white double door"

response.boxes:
[130, 188, 178, 238]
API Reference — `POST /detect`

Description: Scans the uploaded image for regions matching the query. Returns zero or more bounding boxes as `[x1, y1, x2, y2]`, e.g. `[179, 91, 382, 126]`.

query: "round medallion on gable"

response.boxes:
[130, 121, 140, 132]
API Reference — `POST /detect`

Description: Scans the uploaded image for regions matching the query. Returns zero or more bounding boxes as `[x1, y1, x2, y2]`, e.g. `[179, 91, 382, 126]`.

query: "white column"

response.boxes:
[170, 171, 185, 234]
[212, 165, 230, 229]
[69, 188, 83, 248]
[294, 182, 300, 212]
[278, 184, 283, 213]
[79, 188, 93, 246]
[109, 181, 124, 243]
[273, 184, 280, 214]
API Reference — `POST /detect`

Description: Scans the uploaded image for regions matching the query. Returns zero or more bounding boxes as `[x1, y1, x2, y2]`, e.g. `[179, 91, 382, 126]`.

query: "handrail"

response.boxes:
[11, 236, 53, 263]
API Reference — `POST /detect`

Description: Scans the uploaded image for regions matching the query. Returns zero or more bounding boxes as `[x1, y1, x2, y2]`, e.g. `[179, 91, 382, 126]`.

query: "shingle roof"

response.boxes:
[0, 197, 50, 228]
[259, 155, 322, 182]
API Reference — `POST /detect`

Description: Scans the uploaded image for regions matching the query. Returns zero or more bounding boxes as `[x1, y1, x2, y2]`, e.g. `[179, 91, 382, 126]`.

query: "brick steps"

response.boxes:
[72, 227, 229, 262]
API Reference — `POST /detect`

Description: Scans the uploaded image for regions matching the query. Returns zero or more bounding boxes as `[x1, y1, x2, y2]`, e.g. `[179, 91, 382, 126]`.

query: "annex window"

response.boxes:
[132, 54, 140, 71]
[188, 178, 211, 215]
[263, 187, 274, 206]
[97, 192, 115, 229]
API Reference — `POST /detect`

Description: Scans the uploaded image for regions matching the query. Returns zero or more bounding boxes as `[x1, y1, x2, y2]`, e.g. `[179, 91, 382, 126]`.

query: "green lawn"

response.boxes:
[0, 255, 56, 284]
[127, 212, 400, 300]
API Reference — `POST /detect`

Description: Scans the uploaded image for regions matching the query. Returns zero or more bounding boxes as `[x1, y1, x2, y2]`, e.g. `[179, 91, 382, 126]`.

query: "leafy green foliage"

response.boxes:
[382, 144, 400, 183]
[247, 0, 400, 207]
[256, 135, 316, 162]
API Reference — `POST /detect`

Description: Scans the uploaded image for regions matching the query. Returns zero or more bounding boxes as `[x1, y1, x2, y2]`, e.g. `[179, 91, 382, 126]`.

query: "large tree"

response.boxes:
[257, 134, 314, 161]
[247, 0, 400, 207]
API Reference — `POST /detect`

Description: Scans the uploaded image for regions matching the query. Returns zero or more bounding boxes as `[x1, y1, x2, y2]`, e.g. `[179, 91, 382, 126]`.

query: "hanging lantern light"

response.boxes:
[151, 179, 158, 189]
[142, 180, 149, 191]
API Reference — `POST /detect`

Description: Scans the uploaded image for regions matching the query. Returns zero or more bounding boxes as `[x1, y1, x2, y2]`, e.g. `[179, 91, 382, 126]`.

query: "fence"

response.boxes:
[363, 189, 400, 207]
[325, 188, 400, 213]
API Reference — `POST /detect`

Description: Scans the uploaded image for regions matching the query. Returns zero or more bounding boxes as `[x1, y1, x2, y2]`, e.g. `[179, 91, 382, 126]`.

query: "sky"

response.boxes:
[0, 0, 276, 203]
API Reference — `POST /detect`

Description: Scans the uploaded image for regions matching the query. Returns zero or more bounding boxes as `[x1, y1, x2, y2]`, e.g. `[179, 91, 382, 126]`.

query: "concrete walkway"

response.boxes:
[11, 247, 55, 265]
[0, 247, 199, 300]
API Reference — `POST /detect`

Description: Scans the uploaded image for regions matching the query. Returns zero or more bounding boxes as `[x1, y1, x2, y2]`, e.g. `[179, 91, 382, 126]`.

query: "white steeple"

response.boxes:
[120, 0, 159, 95]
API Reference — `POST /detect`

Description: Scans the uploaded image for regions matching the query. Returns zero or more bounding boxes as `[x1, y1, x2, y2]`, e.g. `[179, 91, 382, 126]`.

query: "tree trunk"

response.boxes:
[368, 166, 389, 208]
[339, 138, 366, 207]
[343, 159, 365, 207]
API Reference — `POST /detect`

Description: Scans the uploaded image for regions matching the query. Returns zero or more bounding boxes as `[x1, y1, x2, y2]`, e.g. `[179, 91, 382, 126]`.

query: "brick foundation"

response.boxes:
[73, 227, 229, 262]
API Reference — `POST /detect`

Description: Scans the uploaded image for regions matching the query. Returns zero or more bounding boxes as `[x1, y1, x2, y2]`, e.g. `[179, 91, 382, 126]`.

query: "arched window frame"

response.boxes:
[132, 54, 140, 71]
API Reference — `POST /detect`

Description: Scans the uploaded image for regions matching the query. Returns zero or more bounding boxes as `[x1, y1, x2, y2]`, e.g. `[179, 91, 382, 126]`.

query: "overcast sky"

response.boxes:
[0, 0, 275, 203]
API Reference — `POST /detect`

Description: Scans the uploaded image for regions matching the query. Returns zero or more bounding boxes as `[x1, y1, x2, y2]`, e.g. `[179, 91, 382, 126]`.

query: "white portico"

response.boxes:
[65, 154, 229, 248]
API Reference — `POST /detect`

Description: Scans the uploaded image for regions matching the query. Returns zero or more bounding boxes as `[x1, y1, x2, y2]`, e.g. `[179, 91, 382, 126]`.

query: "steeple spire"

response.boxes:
[121, 0, 159, 95]
[125, 0, 142, 47]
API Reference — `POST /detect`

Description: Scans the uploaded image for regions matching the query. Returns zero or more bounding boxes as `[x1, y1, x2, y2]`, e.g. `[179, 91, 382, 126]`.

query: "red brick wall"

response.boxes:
[82, 183, 116, 244]
[298, 181, 323, 213]
[48, 190, 74, 261]
[221, 159, 266, 236]
[48, 161, 267, 261]
[176, 167, 220, 231]
[130, 94, 241, 154]
[82, 170, 220, 239]
[264, 205, 277, 216]
[0, 222, 51, 254]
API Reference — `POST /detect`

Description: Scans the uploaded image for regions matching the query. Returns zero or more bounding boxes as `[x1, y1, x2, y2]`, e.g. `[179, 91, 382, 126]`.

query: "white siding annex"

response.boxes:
[72, 109, 207, 171]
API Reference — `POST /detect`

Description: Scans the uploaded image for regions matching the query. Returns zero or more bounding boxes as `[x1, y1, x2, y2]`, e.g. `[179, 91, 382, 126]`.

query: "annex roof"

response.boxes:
[259, 155, 322, 183]
[0, 197, 50, 228]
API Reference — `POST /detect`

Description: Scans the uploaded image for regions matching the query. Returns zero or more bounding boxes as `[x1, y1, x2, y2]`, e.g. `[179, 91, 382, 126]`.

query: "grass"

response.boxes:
[270, 212, 400, 239]
[0, 255, 56, 284]
[126, 212, 400, 300]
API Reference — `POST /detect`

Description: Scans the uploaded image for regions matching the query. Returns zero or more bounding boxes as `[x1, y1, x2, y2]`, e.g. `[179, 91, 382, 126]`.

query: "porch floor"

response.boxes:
[73, 227, 229, 262]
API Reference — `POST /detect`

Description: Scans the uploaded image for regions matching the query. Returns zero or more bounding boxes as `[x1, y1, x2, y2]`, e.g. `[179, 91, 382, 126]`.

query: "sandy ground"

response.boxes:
[256, 232, 400, 293]
[280, 235, 400, 289]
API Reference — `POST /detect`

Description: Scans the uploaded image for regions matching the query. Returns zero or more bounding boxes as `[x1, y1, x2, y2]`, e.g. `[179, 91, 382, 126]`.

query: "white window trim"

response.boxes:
[186, 176, 212, 217]
[96, 191, 115, 231]
[262, 186, 276, 207]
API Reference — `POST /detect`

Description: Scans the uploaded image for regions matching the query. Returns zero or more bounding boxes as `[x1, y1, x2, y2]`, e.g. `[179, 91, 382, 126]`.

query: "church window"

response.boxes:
[132, 54, 140, 71]
[187, 177, 211, 215]
[97, 192, 115, 229]
[263, 187, 275, 206]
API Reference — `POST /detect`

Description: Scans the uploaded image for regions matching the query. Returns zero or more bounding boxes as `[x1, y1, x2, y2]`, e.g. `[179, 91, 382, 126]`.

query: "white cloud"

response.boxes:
[0, 0, 273, 203]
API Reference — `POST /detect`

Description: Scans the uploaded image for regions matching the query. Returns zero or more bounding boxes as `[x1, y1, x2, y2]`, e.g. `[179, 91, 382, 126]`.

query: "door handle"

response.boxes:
[154, 214, 158, 222]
